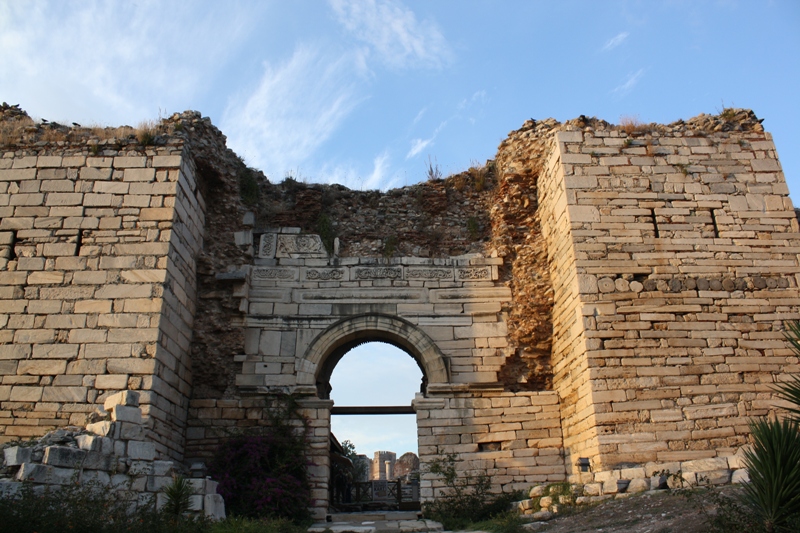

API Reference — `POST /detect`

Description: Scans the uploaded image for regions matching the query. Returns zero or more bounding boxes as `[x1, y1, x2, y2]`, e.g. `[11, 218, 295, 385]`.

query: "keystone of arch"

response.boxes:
[300, 313, 449, 387]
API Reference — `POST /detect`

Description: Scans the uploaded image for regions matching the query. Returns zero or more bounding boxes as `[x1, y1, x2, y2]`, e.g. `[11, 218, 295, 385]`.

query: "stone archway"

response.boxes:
[301, 313, 450, 399]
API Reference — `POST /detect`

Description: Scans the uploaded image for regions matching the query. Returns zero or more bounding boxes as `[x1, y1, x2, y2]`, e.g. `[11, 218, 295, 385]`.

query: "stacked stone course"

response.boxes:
[0, 138, 204, 461]
[0, 390, 225, 518]
[511, 116, 800, 484]
[2, 106, 798, 520]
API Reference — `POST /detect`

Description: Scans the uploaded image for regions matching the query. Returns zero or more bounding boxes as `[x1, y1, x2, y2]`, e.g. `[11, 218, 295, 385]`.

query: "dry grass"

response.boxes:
[0, 116, 35, 146]
[135, 120, 157, 145]
[619, 114, 648, 135]
[0, 117, 163, 148]
[468, 161, 487, 192]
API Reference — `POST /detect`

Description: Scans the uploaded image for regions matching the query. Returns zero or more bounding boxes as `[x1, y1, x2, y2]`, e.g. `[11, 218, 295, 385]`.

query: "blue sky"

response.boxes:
[1, 1, 798, 192]
[2, 0, 799, 457]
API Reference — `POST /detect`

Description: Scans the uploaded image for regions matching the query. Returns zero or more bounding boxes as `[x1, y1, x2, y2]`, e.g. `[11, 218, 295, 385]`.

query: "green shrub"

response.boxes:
[207, 396, 311, 524]
[730, 321, 800, 532]
[163, 475, 194, 517]
[0, 480, 209, 533]
[422, 454, 519, 530]
[239, 168, 260, 206]
[316, 212, 336, 255]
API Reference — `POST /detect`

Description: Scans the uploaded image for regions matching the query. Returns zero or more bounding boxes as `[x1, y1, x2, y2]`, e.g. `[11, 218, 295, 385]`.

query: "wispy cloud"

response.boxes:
[612, 68, 646, 96]
[602, 31, 629, 52]
[406, 138, 433, 159]
[222, 45, 365, 176]
[0, 0, 255, 125]
[412, 107, 427, 125]
[314, 151, 402, 191]
[328, 0, 452, 69]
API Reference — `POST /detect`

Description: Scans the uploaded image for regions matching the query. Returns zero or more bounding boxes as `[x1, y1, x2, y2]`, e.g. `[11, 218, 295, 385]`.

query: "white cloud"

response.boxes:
[0, 0, 254, 125]
[405, 120, 448, 159]
[406, 138, 433, 159]
[314, 151, 402, 192]
[222, 45, 365, 176]
[328, 0, 452, 69]
[612, 68, 646, 96]
[602, 31, 630, 51]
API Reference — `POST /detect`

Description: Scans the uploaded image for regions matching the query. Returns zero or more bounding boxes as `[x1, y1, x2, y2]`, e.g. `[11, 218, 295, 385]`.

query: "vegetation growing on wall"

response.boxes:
[207, 396, 312, 524]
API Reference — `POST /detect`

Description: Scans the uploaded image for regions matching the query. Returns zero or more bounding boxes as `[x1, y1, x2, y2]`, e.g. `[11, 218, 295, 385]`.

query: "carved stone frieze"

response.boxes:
[276, 234, 326, 257]
[354, 267, 402, 279]
[306, 269, 344, 281]
[259, 233, 277, 259]
[252, 267, 297, 281]
[457, 267, 492, 280]
[406, 268, 453, 280]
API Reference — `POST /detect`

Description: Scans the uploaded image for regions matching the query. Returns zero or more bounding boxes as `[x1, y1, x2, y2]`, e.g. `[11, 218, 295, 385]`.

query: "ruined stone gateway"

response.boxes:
[1, 105, 797, 518]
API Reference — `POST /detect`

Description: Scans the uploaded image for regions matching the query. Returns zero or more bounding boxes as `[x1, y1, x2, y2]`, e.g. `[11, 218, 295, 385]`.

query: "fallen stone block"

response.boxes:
[82, 451, 114, 471]
[75, 434, 103, 452]
[732, 469, 750, 484]
[16, 463, 76, 485]
[111, 405, 143, 424]
[127, 441, 156, 461]
[86, 421, 116, 438]
[104, 390, 140, 410]
[43, 446, 86, 468]
[3, 446, 32, 466]
[204, 493, 226, 520]
[627, 478, 650, 493]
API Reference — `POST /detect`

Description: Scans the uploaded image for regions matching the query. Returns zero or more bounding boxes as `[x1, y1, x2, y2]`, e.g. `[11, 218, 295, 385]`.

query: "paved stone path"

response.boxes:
[309, 512, 444, 533]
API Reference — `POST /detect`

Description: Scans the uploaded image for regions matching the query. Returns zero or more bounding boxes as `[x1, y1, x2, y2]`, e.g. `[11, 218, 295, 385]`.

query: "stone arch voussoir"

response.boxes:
[300, 314, 449, 390]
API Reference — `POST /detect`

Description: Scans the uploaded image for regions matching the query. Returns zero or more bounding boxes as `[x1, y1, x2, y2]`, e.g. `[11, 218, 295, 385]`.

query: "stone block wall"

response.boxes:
[415, 390, 564, 499]
[535, 123, 800, 478]
[0, 144, 205, 460]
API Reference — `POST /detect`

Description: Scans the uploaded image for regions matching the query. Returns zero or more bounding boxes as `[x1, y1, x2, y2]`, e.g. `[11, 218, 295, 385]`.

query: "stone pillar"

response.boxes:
[297, 397, 333, 520]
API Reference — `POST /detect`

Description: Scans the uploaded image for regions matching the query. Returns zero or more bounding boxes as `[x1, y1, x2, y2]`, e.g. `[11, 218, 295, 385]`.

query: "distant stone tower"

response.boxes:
[370, 451, 396, 480]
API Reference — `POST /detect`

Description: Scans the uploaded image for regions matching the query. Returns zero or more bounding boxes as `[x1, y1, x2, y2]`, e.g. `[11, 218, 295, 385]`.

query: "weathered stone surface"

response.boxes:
[4, 446, 32, 466]
[42, 446, 86, 468]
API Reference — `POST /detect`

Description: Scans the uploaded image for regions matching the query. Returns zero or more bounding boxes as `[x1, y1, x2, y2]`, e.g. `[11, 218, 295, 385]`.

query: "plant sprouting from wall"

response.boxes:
[239, 167, 260, 206]
[467, 217, 480, 241]
[426, 155, 442, 182]
[382, 235, 398, 258]
[316, 212, 336, 255]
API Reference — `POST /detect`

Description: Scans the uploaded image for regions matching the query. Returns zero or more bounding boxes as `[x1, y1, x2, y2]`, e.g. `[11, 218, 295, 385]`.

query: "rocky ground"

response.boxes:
[521, 486, 740, 533]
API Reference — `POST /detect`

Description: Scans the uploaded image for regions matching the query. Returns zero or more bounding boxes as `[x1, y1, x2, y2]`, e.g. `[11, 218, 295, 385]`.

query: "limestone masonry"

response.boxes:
[0, 105, 797, 518]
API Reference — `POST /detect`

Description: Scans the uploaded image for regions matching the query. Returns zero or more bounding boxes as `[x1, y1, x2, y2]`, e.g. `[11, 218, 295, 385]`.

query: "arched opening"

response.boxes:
[301, 314, 446, 512]
[301, 313, 449, 397]
[330, 342, 421, 476]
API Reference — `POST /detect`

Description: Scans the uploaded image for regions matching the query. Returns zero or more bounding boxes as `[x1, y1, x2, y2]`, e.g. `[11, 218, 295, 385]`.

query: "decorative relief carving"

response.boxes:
[259, 233, 277, 258]
[307, 269, 344, 281]
[277, 234, 325, 256]
[457, 267, 491, 280]
[406, 268, 452, 280]
[252, 268, 296, 280]
[355, 267, 402, 279]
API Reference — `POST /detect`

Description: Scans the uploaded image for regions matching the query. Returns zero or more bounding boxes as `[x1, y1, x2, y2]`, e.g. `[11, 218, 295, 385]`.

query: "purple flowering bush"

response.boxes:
[209, 431, 311, 524]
